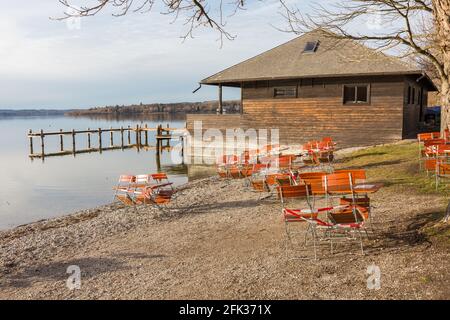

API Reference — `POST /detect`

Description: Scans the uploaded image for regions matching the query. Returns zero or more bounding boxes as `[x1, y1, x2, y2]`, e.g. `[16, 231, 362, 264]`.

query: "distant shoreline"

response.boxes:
[1, 100, 241, 118]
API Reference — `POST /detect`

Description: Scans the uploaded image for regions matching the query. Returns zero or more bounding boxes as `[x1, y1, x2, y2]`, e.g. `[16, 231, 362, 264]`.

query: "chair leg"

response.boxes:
[304, 223, 310, 245]
[358, 229, 364, 255]
[312, 228, 318, 261]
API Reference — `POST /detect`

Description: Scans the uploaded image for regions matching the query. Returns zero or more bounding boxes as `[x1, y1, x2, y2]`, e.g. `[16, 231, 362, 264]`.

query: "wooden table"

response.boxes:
[353, 183, 383, 194]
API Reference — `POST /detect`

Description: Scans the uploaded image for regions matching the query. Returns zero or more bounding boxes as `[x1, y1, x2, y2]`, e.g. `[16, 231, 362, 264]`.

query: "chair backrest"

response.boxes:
[151, 173, 169, 183]
[118, 175, 135, 184]
[437, 161, 450, 176]
[334, 169, 366, 183]
[435, 144, 450, 154]
[424, 159, 437, 172]
[271, 155, 295, 169]
[135, 174, 151, 184]
[424, 138, 445, 147]
[276, 184, 310, 205]
[299, 172, 327, 195]
[323, 172, 353, 194]
[299, 172, 327, 180]
[418, 132, 440, 142]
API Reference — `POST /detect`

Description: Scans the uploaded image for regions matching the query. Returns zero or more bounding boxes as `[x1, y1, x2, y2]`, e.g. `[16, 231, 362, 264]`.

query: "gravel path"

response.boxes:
[0, 172, 449, 299]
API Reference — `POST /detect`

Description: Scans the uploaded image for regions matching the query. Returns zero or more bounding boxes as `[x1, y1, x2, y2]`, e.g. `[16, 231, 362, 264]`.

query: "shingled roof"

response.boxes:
[201, 29, 434, 87]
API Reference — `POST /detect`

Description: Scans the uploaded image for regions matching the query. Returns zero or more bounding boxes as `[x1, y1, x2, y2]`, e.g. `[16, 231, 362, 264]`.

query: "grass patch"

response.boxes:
[338, 141, 450, 247]
[338, 141, 450, 196]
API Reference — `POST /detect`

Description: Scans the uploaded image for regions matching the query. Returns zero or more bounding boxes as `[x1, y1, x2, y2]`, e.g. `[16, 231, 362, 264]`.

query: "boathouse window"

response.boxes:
[343, 85, 370, 104]
[303, 41, 319, 53]
[274, 87, 297, 98]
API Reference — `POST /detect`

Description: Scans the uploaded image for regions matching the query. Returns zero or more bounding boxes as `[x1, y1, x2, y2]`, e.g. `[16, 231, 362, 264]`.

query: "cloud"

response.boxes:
[0, 0, 301, 109]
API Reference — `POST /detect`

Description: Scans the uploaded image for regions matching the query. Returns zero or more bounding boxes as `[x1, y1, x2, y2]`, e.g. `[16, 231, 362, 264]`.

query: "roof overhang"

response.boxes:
[200, 70, 437, 91]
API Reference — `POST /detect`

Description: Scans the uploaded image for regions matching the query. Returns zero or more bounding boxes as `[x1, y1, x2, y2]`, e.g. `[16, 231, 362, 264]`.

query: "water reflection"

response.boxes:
[0, 114, 189, 230]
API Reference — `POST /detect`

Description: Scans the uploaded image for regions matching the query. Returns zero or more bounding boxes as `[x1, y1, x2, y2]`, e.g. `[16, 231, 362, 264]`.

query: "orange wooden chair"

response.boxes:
[322, 172, 369, 254]
[113, 174, 135, 200]
[333, 169, 366, 184]
[424, 158, 437, 177]
[132, 185, 175, 212]
[277, 184, 331, 260]
[436, 160, 450, 189]
[298, 172, 327, 200]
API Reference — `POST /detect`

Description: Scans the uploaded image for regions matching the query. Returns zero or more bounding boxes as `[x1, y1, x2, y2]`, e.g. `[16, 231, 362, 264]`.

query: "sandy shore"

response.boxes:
[0, 146, 449, 299]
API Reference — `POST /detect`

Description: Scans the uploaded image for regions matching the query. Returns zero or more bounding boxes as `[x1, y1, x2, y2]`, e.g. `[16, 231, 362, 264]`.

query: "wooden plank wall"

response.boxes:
[187, 76, 410, 148]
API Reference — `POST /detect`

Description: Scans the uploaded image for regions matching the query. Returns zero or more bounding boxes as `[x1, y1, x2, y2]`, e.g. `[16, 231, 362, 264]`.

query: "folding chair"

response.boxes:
[113, 175, 135, 201]
[322, 172, 369, 254]
[424, 158, 437, 177]
[277, 184, 331, 260]
[436, 159, 450, 189]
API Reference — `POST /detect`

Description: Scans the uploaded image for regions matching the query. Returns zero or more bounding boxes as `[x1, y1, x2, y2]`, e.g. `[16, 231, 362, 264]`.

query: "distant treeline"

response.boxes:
[0, 109, 71, 117]
[66, 100, 241, 116]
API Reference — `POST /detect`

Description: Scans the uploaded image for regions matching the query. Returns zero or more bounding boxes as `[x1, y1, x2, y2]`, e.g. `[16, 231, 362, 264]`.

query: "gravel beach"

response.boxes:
[0, 146, 449, 299]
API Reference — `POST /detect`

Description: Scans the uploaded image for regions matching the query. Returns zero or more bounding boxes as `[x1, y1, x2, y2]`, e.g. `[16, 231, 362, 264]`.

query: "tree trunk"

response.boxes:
[433, 0, 450, 133]
[441, 82, 450, 133]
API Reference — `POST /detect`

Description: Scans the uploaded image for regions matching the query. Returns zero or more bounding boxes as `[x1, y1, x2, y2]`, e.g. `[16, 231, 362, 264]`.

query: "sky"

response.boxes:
[0, 0, 389, 110]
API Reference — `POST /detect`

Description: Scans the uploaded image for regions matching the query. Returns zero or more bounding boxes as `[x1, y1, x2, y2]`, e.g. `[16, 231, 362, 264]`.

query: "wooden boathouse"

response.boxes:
[186, 29, 437, 147]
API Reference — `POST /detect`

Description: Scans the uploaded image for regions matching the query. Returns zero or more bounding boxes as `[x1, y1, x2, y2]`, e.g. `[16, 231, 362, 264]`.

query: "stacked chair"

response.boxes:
[418, 130, 450, 189]
[113, 173, 176, 210]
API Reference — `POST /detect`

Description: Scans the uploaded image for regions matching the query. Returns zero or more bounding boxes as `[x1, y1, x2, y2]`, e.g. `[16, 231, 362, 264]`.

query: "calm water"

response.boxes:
[0, 114, 188, 230]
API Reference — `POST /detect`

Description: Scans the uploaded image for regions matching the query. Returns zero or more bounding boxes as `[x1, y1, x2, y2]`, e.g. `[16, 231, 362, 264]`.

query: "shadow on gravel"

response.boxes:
[369, 209, 444, 255]
[164, 199, 264, 216]
[1, 256, 129, 289]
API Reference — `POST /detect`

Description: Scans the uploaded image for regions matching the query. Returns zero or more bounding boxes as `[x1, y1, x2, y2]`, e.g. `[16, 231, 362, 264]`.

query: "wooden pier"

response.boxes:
[28, 124, 186, 159]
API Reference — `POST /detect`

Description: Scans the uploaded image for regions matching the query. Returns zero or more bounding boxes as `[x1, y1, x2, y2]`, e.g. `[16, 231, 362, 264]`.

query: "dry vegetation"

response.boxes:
[0, 141, 449, 299]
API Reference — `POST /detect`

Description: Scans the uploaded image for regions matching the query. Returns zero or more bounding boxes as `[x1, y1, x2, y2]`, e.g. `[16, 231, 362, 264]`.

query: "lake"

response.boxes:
[0, 114, 189, 230]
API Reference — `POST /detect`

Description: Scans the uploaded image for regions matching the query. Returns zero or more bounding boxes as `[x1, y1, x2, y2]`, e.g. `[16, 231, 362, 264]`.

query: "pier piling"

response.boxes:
[27, 124, 184, 159]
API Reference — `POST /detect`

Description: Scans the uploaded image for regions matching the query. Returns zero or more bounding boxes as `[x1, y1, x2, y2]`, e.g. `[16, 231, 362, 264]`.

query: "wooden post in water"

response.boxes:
[157, 124, 162, 154]
[59, 129, 64, 151]
[127, 125, 131, 144]
[29, 129, 34, 155]
[180, 135, 184, 163]
[110, 126, 114, 147]
[120, 126, 124, 150]
[144, 124, 148, 146]
[72, 129, 76, 155]
[135, 124, 140, 151]
[156, 124, 162, 171]
[98, 128, 102, 153]
[40, 129, 45, 158]
[87, 128, 91, 149]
